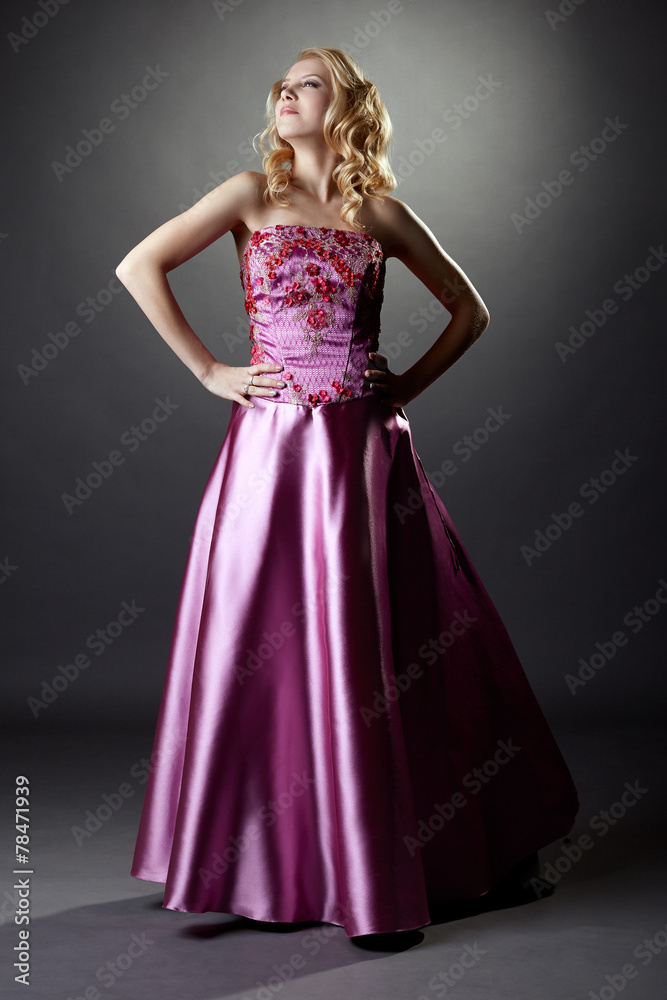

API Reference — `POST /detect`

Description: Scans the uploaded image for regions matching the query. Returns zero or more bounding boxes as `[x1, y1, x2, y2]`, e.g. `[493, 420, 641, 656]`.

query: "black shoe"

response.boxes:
[479, 852, 558, 906]
[350, 929, 425, 952]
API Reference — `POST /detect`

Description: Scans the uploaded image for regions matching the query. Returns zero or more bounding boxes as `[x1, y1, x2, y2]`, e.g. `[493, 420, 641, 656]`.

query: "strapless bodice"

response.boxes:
[239, 224, 386, 406]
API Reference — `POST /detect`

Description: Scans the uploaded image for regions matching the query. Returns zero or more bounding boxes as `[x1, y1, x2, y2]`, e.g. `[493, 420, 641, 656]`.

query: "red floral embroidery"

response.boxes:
[307, 307, 328, 329]
[284, 280, 308, 307]
[331, 379, 351, 397]
[240, 225, 384, 406]
[250, 342, 265, 365]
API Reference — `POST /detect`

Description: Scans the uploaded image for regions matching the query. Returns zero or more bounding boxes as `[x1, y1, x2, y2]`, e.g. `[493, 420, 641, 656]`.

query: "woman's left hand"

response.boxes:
[364, 352, 421, 409]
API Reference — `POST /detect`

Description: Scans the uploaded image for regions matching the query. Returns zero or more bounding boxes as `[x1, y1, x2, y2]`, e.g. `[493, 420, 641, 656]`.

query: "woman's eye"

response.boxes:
[279, 82, 317, 92]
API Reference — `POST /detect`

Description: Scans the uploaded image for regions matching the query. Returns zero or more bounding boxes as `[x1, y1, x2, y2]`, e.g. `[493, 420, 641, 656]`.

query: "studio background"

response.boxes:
[3, 0, 665, 734]
[3, 3, 667, 999]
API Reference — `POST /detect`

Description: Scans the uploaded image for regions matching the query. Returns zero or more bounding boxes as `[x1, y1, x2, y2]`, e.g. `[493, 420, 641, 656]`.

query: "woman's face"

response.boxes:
[275, 58, 334, 139]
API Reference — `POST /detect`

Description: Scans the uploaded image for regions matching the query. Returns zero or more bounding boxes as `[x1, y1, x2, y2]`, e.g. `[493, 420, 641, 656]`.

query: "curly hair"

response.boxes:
[252, 46, 397, 233]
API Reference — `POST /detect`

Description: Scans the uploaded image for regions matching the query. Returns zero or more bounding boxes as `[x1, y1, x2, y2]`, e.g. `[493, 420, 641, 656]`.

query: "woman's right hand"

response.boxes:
[201, 361, 286, 408]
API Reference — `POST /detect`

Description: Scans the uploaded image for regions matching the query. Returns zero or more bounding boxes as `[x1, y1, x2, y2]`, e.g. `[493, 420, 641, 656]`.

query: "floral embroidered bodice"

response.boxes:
[240, 224, 386, 406]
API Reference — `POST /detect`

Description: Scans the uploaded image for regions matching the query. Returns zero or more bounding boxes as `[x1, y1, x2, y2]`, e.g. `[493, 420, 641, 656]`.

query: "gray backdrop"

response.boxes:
[3, 0, 665, 732]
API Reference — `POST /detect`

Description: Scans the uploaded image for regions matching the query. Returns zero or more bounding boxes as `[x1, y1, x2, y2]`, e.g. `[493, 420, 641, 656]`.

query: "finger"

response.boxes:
[243, 377, 284, 398]
[248, 366, 285, 386]
[252, 363, 284, 374]
[369, 375, 393, 391]
[249, 375, 287, 388]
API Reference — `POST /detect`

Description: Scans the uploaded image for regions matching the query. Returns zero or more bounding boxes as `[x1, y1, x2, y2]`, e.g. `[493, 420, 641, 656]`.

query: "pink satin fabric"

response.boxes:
[130, 226, 579, 936]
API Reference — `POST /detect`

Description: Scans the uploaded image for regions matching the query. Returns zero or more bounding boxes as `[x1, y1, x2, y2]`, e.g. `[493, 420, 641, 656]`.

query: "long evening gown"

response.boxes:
[130, 223, 579, 937]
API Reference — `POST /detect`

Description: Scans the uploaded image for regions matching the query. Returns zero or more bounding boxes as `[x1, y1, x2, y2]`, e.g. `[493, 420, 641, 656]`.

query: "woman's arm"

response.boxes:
[115, 170, 283, 408]
[365, 197, 490, 409]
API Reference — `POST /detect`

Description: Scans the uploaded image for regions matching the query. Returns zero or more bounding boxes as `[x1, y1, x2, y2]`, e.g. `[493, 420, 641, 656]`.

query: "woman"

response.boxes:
[117, 46, 579, 943]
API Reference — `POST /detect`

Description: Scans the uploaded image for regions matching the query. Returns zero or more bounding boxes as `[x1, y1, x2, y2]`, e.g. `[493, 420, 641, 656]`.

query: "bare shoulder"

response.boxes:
[197, 169, 263, 225]
[116, 169, 266, 274]
[177, 168, 265, 254]
[226, 169, 267, 214]
[366, 195, 442, 261]
[179, 169, 265, 233]
[367, 195, 488, 318]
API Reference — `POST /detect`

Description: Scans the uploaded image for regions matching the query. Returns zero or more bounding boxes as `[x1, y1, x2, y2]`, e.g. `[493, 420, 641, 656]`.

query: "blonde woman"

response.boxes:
[117, 46, 579, 947]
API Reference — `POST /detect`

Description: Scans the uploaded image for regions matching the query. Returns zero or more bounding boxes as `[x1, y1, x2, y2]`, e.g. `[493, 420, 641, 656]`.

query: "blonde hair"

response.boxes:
[252, 46, 397, 233]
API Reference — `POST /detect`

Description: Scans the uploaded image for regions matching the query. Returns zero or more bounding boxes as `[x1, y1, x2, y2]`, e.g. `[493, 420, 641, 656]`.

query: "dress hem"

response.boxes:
[129, 827, 568, 938]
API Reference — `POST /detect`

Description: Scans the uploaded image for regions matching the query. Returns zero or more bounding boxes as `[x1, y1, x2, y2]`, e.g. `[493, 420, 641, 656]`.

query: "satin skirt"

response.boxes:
[131, 394, 579, 937]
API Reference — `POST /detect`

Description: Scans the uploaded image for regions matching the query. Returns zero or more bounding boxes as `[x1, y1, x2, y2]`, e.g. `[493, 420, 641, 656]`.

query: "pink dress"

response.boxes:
[130, 224, 579, 936]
